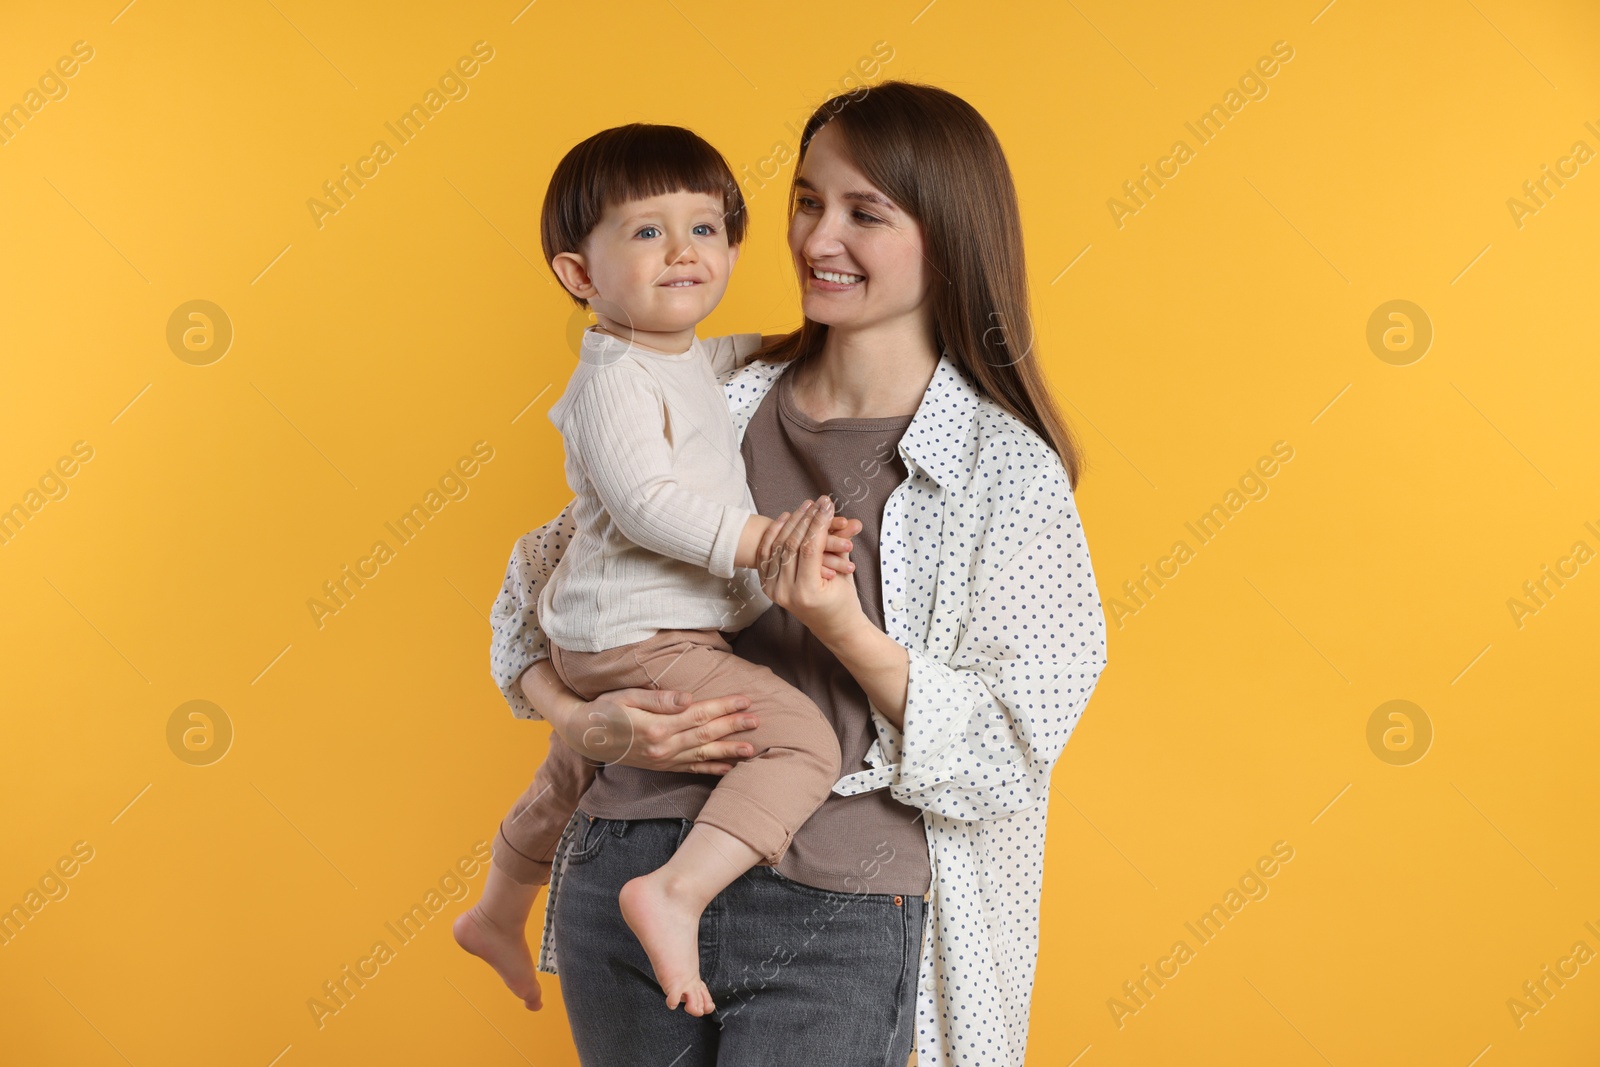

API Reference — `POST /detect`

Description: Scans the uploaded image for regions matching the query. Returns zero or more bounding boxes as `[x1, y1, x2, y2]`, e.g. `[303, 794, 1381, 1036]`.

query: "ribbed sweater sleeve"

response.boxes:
[703, 332, 765, 378]
[560, 364, 751, 579]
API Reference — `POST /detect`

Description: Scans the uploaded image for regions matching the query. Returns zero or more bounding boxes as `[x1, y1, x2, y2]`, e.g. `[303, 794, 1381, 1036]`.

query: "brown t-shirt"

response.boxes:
[576, 362, 932, 896]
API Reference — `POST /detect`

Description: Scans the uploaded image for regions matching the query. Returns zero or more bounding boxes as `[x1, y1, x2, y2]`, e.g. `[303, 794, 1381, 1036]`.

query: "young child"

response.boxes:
[454, 123, 860, 1017]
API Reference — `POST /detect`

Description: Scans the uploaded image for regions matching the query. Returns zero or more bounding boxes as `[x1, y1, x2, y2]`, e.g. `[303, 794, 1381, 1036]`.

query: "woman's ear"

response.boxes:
[551, 251, 596, 302]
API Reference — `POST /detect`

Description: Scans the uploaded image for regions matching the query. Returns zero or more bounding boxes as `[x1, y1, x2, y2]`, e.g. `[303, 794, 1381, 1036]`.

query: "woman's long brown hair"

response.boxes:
[755, 80, 1086, 489]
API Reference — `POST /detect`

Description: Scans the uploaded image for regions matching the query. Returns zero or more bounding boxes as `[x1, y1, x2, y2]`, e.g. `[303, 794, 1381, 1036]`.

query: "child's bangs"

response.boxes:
[592, 130, 746, 242]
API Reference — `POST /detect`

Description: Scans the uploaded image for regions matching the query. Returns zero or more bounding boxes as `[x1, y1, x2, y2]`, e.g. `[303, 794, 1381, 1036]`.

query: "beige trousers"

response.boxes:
[491, 627, 842, 885]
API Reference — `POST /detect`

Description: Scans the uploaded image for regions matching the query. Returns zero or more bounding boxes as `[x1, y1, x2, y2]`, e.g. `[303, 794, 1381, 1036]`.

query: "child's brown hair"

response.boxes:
[540, 123, 748, 308]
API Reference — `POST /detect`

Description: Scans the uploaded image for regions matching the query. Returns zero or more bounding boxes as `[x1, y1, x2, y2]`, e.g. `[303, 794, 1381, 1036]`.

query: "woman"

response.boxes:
[489, 80, 1109, 1066]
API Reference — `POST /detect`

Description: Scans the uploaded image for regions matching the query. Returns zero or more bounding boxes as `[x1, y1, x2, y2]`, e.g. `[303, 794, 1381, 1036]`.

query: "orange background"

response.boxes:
[3, 1, 1598, 1064]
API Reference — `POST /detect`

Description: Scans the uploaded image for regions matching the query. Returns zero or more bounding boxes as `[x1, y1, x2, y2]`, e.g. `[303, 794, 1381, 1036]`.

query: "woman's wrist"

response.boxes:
[518, 658, 583, 735]
[820, 616, 911, 729]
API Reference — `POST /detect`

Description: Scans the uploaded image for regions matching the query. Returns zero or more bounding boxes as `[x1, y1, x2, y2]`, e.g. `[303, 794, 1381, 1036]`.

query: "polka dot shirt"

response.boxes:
[489, 348, 1111, 1067]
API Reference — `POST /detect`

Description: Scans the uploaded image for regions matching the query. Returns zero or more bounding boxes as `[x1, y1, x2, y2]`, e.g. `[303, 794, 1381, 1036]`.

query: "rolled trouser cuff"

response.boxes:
[695, 788, 808, 867]
[492, 819, 555, 886]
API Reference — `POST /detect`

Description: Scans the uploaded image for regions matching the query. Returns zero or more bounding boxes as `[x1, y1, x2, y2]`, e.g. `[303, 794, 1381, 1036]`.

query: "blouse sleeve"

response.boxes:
[874, 465, 1109, 821]
[488, 500, 577, 721]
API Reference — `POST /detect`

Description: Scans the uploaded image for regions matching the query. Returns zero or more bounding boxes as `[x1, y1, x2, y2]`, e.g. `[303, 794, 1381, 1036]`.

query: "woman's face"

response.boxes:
[787, 123, 931, 336]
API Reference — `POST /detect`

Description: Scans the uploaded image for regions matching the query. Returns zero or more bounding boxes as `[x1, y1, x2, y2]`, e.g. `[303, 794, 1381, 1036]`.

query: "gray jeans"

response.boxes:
[552, 812, 925, 1066]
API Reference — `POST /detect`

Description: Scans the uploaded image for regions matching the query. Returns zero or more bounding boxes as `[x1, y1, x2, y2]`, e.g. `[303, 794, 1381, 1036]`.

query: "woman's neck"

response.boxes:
[791, 322, 940, 421]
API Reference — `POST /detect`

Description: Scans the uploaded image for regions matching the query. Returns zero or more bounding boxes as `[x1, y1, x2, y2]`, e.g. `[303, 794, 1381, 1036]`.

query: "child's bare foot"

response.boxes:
[618, 871, 715, 1016]
[453, 903, 543, 1011]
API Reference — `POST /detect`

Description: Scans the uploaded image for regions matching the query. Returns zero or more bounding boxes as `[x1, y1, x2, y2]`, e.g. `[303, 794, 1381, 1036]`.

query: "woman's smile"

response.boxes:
[808, 265, 866, 290]
[788, 123, 928, 330]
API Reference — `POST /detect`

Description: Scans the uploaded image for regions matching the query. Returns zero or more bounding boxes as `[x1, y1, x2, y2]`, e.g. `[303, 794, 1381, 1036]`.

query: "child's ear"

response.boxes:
[728, 243, 741, 268]
[551, 251, 596, 302]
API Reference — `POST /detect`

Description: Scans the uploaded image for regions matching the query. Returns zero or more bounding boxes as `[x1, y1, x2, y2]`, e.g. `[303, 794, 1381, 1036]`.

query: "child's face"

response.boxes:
[560, 189, 740, 341]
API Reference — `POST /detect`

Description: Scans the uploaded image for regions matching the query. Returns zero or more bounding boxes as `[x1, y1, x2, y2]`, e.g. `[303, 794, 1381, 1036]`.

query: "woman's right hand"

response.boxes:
[532, 677, 762, 776]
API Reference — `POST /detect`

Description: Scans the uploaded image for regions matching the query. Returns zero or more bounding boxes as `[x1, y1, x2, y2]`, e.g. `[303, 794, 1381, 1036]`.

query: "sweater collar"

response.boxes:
[579, 325, 699, 363]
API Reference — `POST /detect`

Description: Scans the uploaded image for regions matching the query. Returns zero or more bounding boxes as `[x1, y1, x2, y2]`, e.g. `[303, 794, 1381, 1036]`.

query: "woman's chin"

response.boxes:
[799, 295, 859, 329]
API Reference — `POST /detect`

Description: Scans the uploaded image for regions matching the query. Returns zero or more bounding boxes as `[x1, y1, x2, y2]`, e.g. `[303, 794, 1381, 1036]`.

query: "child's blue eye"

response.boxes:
[694, 223, 717, 236]
[636, 226, 661, 239]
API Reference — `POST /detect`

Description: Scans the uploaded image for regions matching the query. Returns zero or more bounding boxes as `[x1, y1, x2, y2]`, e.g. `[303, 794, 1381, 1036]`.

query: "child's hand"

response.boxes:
[758, 497, 868, 644]
[822, 513, 861, 581]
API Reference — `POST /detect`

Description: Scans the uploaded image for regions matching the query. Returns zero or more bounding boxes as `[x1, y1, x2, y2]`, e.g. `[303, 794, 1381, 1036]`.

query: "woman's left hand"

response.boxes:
[757, 496, 868, 646]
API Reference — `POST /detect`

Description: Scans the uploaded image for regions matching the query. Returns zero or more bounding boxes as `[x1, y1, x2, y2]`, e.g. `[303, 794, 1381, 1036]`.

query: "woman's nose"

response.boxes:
[800, 213, 845, 258]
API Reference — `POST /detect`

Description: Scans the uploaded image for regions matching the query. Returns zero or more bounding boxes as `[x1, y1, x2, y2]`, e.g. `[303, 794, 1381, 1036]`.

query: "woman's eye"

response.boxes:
[792, 197, 880, 224]
[636, 226, 661, 239]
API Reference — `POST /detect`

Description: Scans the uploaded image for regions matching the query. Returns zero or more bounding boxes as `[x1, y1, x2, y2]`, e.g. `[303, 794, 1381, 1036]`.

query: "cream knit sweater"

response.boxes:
[537, 326, 773, 652]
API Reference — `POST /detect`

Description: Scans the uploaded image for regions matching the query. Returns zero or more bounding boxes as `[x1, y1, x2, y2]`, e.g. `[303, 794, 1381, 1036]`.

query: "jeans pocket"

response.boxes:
[566, 814, 610, 866]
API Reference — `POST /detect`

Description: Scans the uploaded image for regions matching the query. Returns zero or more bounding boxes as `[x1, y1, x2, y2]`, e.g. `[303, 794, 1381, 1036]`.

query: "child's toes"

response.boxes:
[664, 979, 706, 1014]
[684, 981, 714, 1017]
